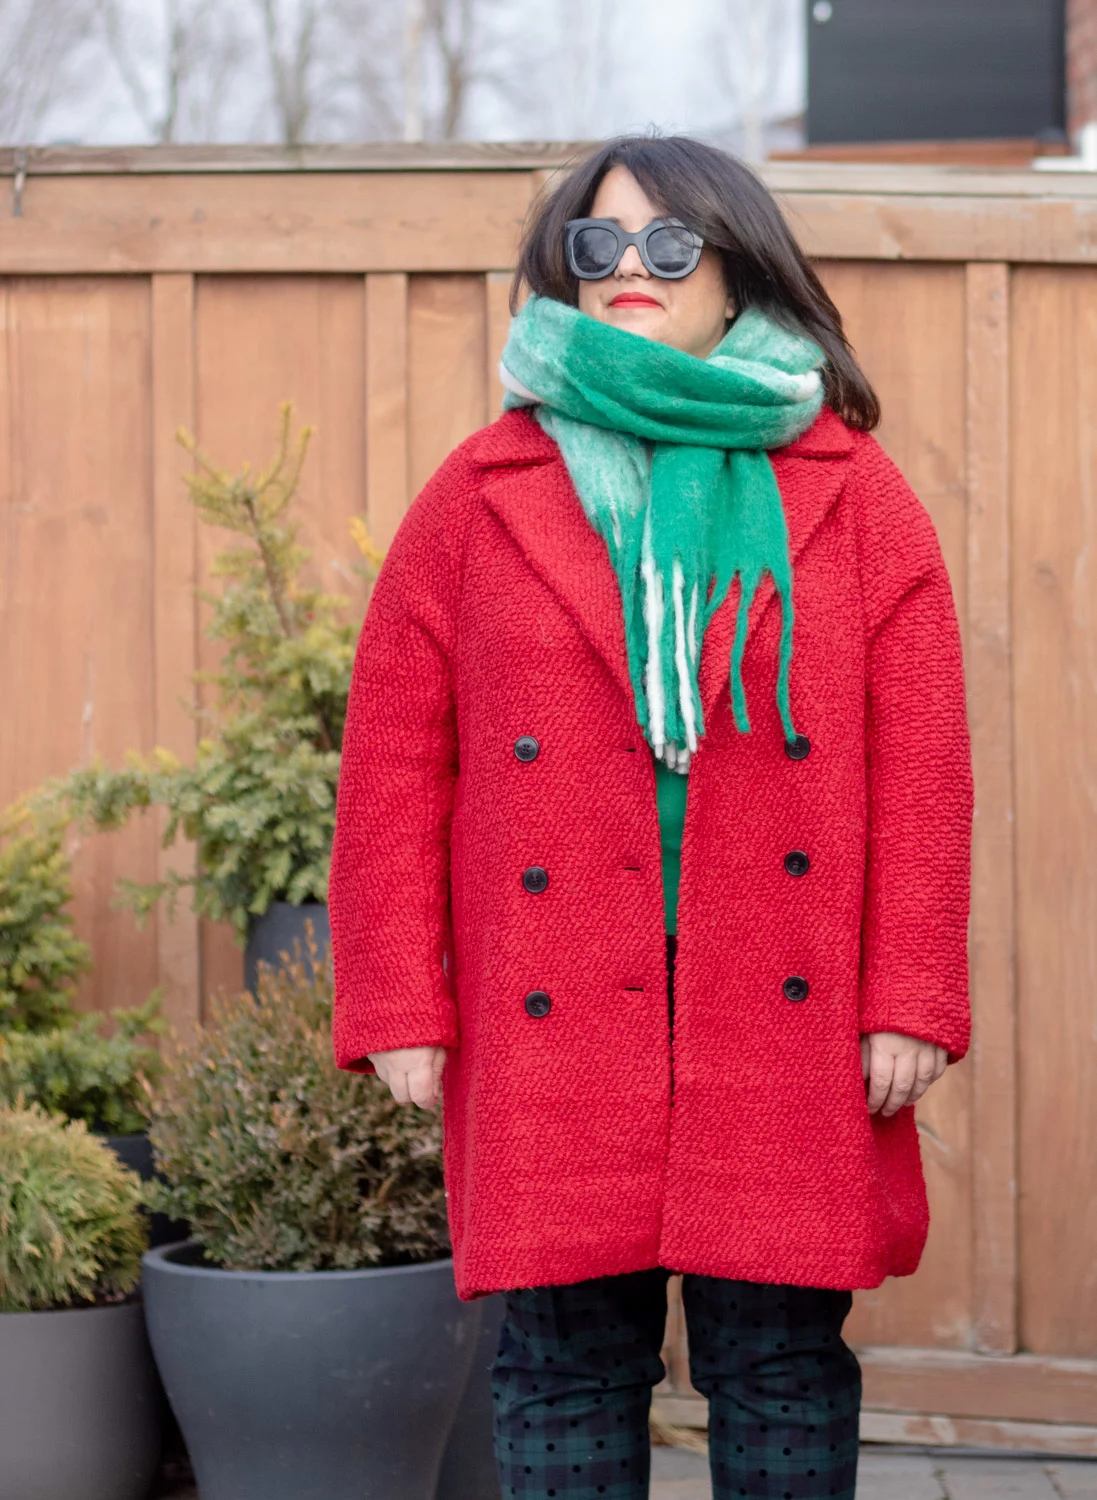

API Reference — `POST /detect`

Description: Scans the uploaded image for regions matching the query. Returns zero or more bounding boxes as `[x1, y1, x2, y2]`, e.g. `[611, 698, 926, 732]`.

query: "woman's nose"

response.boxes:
[616, 243, 648, 277]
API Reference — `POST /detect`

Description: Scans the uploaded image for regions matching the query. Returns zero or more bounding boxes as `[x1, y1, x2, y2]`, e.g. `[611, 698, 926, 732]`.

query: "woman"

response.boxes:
[329, 134, 972, 1500]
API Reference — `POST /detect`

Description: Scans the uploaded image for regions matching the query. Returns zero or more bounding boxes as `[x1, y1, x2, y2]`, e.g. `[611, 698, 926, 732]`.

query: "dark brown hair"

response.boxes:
[511, 132, 880, 432]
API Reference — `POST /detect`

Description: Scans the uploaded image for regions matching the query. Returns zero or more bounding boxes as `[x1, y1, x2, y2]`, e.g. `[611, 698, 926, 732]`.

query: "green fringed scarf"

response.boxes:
[499, 294, 826, 773]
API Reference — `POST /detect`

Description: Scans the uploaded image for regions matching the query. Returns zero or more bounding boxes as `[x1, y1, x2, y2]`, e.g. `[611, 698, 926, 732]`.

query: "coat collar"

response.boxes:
[476, 406, 854, 724]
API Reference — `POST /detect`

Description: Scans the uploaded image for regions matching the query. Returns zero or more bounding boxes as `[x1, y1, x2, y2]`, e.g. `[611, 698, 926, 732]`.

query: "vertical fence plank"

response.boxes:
[819, 261, 974, 1352]
[192, 274, 367, 1004]
[1, 279, 159, 1015]
[1012, 267, 1097, 1358]
[408, 275, 488, 497]
[965, 262, 1018, 1355]
[365, 272, 410, 551]
[151, 273, 201, 1037]
[485, 271, 513, 421]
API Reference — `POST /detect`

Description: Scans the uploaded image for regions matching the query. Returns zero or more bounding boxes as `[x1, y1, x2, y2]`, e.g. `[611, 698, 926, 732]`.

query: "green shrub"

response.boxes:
[0, 1102, 147, 1312]
[145, 931, 449, 1272]
[0, 797, 90, 1034]
[0, 992, 164, 1135]
[64, 405, 381, 939]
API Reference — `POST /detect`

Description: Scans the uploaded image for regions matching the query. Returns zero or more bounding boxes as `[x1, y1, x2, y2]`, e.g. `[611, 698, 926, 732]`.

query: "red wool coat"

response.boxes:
[329, 404, 973, 1302]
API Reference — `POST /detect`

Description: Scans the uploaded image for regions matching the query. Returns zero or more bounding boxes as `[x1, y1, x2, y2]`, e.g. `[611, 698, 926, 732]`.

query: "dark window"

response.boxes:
[807, 0, 1066, 145]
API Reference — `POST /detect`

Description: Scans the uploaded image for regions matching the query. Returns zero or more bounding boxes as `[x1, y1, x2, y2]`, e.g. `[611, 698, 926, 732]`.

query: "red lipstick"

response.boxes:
[609, 293, 661, 308]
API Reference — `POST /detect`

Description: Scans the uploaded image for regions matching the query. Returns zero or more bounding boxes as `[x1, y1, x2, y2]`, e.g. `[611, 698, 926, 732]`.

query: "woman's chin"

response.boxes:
[604, 304, 668, 334]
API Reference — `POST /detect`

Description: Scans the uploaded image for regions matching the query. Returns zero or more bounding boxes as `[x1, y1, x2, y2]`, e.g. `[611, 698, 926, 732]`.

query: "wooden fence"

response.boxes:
[2, 143, 1096, 1450]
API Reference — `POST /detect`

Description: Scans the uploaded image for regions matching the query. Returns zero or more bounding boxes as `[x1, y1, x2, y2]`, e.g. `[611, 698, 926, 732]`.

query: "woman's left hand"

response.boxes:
[860, 1031, 948, 1116]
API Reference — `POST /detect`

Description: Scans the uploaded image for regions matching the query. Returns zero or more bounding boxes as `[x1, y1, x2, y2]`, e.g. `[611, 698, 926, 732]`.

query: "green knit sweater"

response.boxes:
[654, 756, 688, 935]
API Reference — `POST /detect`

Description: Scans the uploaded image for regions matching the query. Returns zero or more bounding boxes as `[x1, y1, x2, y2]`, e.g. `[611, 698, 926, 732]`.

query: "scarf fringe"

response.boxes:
[671, 558, 698, 755]
[640, 509, 667, 753]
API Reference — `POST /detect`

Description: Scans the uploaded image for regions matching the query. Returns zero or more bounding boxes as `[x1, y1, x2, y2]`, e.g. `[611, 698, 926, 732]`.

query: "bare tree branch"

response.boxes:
[96, 0, 248, 144]
[425, 0, 473, 139]
[418, 0, 541, 141]
[708, 0, 802, 160]
[254, 0, 321, 147]
[0, 0, 96, 142]
[99, 0, 160, 137]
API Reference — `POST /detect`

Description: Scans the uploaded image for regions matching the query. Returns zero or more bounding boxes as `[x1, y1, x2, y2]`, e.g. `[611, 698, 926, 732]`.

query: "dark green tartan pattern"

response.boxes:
[491, 1267, 861, 1500]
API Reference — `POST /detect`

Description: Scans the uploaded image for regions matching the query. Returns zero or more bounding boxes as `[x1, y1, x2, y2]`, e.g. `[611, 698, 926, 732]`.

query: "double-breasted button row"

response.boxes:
[528, 978, 809, 1012]
[516, 737, 547, 1008]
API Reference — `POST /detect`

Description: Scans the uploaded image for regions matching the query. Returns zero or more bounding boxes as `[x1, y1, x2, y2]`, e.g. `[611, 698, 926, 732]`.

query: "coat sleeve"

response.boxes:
[850, 435, 974, 1064]
[328, 439, 480, 1073]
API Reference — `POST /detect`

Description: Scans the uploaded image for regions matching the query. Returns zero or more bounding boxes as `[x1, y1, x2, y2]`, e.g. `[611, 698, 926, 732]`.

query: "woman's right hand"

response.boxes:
[367, 1046, 447, 1109]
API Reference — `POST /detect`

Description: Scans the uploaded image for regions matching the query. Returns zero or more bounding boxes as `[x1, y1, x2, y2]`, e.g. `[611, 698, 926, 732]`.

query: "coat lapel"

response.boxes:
[478, 406, 855, 724]
[479, 411, 634, 704]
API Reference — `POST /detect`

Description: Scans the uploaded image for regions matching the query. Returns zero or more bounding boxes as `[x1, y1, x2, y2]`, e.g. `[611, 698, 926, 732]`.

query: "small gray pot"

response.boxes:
[245, 899, 331, 994]
[103, 1130, 189, 1248]
[142, 1241, 482, 1500]
[0, 1299, 165, 1500]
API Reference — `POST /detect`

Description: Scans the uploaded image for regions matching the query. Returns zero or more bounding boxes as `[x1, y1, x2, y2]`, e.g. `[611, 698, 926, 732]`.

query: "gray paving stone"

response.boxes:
[649, 1481, 713, 1500]
[154, 1446, 1097, 1500]
[652, 1447, 711, 1482]
[651, 1445, 710, 1499]
[856, 1450, 946, 1499]
[938, 1456, 1062, 1500]
[1048, 1462, 1097, 1499]
[647, 1447, 1097, 1500]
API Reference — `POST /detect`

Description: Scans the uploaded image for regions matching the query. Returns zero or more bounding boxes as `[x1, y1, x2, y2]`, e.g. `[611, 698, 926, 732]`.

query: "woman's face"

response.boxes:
[576, 165, 735, 359]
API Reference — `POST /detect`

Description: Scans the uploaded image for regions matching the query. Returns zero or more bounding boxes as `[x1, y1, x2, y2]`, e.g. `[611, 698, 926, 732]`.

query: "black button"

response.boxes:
[784, 849, 810, 877]
[784, 734, 811, 761]
[514, 736, 539, 762]
[783, 975, 810, 1003]
[525, 990, 551, 1018]
[522, 865, 549, 894]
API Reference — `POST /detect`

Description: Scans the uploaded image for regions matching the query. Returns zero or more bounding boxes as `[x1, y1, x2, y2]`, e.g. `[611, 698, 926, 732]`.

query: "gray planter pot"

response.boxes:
[245, 899, 331, 995]
[103, 1131, 190, 1249]
[0, 1299, 165, 1500]
[142, 1241, 482, 1500]
[435, 1292, 504, 1500]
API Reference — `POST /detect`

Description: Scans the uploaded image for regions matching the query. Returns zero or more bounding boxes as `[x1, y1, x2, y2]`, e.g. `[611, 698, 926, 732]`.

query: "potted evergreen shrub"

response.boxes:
[0, 791, 187, 1244]
[0, 794, 90, 1034]
[140, 934, 483, 1500]
[0, 1102, 164, 1500]
[0, 991, 163, 1135]
[0, 992, 189, 1248]
[64, 405, 384, 990]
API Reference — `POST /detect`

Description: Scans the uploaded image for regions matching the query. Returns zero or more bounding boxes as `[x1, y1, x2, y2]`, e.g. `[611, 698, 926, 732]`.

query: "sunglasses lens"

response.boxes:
[646, 224, 699, 274]
[571, 225, 619, 275]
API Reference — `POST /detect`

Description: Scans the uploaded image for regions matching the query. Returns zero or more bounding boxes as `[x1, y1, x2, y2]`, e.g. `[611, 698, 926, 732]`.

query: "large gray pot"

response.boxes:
[142, 1241, 482, 1500]
[435, 1292, 504, 1500]
[0, 1299, 165, 1500]
[245, 900, 330, 995]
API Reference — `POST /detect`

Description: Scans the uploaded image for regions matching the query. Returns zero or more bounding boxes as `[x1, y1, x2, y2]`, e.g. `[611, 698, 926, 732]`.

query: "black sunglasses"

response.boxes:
[564, 217, 704, 280]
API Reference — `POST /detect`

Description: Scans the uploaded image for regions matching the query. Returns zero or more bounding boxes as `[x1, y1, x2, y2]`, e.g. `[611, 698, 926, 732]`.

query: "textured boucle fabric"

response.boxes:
[328, 403, 974, 1302]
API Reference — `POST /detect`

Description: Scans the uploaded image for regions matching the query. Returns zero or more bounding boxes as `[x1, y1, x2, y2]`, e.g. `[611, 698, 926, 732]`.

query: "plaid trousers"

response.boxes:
[491, 1268, 861, 1500]
[491, 942, 861, 1500]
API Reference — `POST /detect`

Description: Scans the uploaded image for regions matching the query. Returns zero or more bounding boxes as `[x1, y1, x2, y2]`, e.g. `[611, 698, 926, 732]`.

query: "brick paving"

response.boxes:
[650, 1446, 1097, 1500]
[153, 1446, 1097, 1498]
